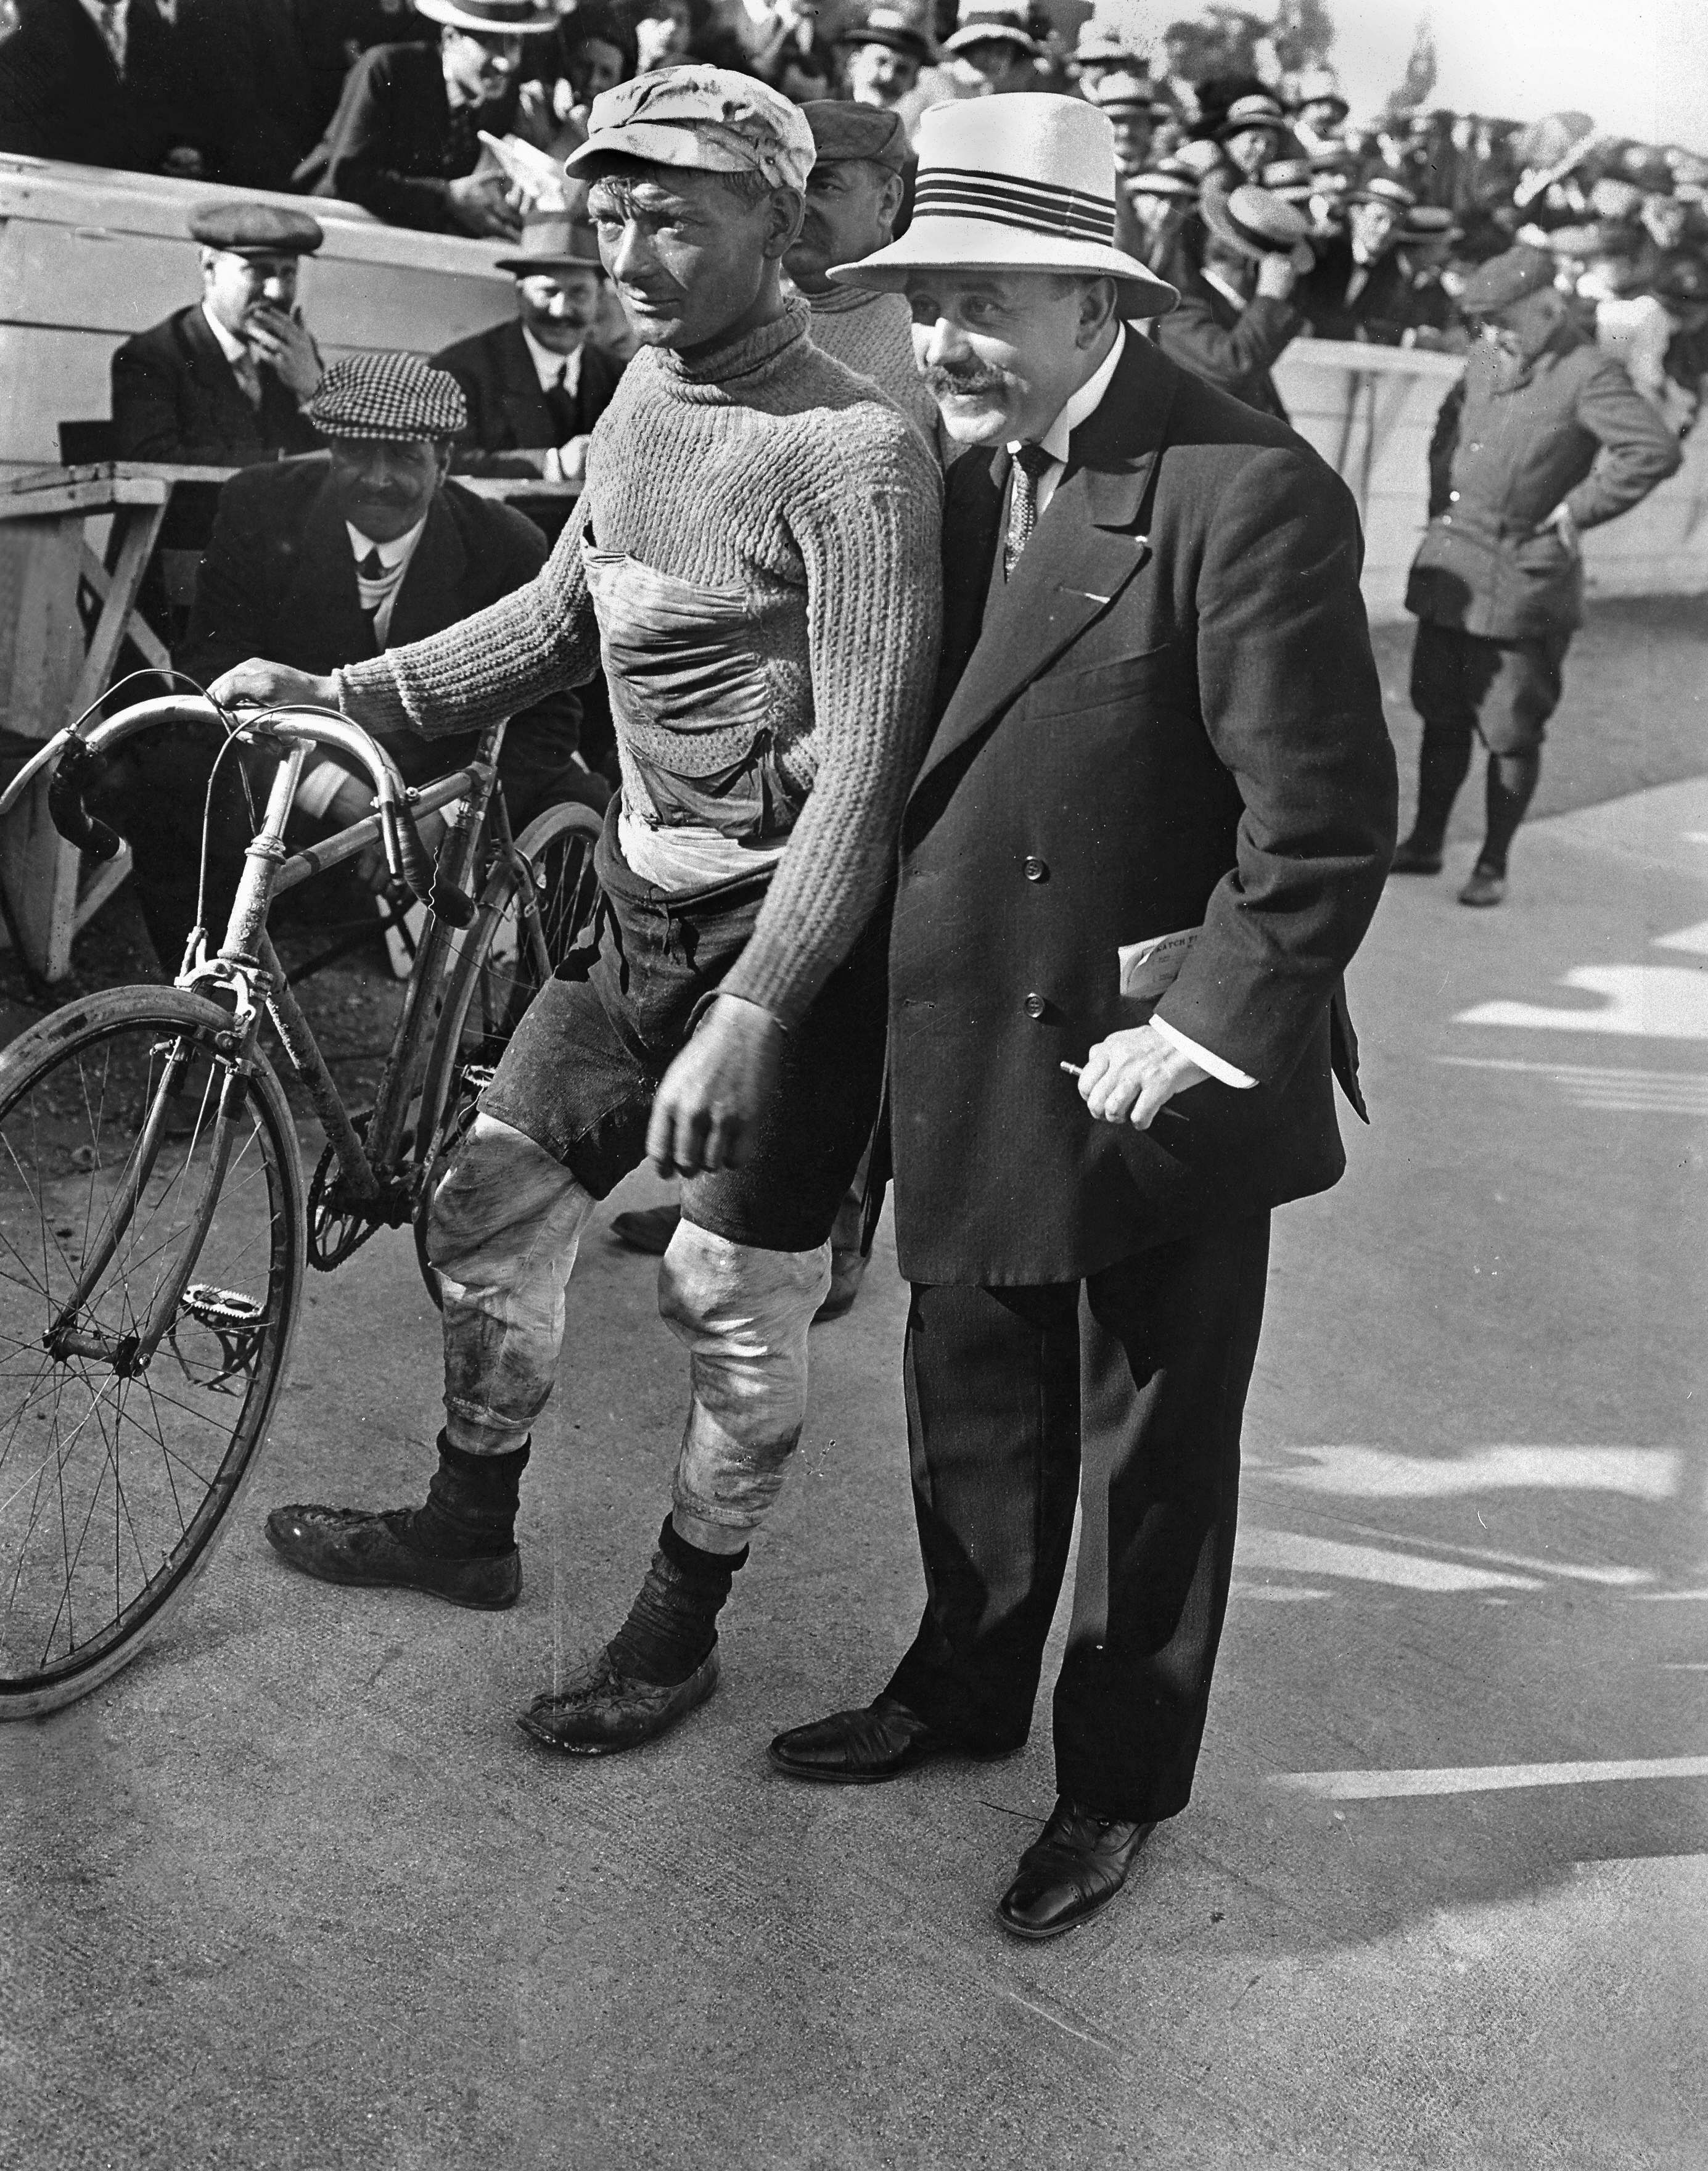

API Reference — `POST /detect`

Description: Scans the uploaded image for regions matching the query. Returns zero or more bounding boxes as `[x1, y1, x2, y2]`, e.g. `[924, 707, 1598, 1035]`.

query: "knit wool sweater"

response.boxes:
[334, 301, 943, 1027]
[806, 286, 944, 458]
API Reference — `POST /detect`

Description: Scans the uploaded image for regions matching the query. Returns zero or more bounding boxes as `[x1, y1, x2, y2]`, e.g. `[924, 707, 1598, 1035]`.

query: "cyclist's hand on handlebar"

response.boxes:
[207, 659, 339, 711]
[647, 995, 784, 1179]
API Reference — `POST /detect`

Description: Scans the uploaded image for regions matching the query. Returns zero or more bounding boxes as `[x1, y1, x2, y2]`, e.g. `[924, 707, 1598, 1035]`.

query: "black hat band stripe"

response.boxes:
[914, 167, 1116, 243]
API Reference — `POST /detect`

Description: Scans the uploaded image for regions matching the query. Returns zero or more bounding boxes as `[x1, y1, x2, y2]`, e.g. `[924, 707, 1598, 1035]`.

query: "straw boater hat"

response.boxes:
[1199, 181, 1315, 272]
[1258, 157, 1315, 203]
[829, 94, 1179, 317]
[1347, 172, 1417, 213]
[1215, 93, 1290, 144]
[1083, 70, 1173, 120]
[414, 0, 559, 33]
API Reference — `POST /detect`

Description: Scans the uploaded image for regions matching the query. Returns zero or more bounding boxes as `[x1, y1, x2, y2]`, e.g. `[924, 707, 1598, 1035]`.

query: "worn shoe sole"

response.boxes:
[766, 1734, 1022, 1786]
[516, 1647, 719, 1756]
[263, 1510, 521, 1610]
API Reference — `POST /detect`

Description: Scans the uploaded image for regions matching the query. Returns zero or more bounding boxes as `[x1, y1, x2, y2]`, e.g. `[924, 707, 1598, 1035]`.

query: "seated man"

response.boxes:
[107, 353, 596, 972]
[293, 0, 558, 237]
[112, 202, 327, 466]
[432, 211, 624, 490]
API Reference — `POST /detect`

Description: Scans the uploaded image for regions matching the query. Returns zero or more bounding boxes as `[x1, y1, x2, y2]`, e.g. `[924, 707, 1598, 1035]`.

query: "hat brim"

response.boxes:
[1200, 189, 1311, 266]
[943, 27, 1043, 57]
[495, 249, 606, 273]
[1216, 115, 1289, 142]
[565, 123, 768, 182]
[839, 26, 932, 61]
[414, 0, 559, 32]
[829, 220, 1179, 318]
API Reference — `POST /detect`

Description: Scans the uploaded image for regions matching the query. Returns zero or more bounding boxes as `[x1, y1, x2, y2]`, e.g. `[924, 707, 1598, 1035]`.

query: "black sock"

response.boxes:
[409, 1434, 528, 1559]
[1479, 750, 1542, 875]
[606, 1517, 747, 1687]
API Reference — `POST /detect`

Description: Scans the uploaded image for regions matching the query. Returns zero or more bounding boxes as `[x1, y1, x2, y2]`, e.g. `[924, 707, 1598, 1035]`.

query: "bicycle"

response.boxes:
[0, 694, 604, 1718]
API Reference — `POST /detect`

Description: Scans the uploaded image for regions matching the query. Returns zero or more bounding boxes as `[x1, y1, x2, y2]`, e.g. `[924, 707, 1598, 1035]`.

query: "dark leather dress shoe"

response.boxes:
[609, 1203, 682, 1255]
[517, 1646, 718, 1755]
[996, 1797, 1156, 1942]
[768, 1694, 1016, 1784]
[1389, 836, 1444, 876]
[264, 1504, 520, 1610]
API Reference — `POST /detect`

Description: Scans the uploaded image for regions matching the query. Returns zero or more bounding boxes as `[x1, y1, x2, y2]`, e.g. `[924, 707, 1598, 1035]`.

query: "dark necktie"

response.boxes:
[544, 363, 578, 443]
[443, 102, 477, 176]
[1004, 443, 1054, 580]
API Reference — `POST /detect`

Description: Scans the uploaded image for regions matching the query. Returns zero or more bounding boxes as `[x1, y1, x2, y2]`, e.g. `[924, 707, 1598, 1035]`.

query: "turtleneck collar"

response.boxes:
[652, 299, 811, 395]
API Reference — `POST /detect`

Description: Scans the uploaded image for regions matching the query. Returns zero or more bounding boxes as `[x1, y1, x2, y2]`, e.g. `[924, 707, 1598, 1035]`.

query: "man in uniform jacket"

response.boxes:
[1151, 181, 1311, 421]
[1394, 246, 1681, 905]
[769, 96, 1397, 1942]
[292, 0, 557, 236]
[106, 353, 589, 971]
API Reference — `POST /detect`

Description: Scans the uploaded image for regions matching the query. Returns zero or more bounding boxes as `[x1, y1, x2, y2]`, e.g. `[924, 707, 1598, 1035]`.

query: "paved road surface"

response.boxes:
[4, 770, 1705, 2168]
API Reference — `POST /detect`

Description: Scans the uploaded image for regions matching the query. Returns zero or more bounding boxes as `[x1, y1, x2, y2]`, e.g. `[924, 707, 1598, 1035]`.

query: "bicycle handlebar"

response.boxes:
[1, 694, 475, 929]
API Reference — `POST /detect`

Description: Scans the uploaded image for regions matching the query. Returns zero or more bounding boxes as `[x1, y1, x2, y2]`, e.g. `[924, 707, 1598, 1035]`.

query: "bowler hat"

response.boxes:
[565, 65, 816, 192]
[1201, 180, 1313, 268]
[799, 100, 910, 175]
[415, 0, 557, 33]
[831, 93, 1179, 316]
[189, 201, 324, 256]
[943, 0, 1042, 60]
[1458, 246, 1558, 316]
[839, 6, 934, 65]
[493, 210, 605, 274]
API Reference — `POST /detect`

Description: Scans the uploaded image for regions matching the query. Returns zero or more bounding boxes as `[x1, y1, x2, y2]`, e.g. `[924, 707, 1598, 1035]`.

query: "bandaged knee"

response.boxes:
[430, 1112, 596, 1456]
[657, 1222, 832, 1543]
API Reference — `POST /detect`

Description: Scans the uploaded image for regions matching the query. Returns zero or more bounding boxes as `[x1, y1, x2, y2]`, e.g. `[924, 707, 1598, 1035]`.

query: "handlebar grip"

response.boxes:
[391, 801, 475, 928]
[46, 740, 123, 863]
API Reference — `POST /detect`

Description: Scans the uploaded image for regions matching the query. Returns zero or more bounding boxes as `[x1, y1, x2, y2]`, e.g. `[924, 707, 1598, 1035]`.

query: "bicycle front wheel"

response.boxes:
[0, 987, 305, 1717]
[413, 799, 603, 1305]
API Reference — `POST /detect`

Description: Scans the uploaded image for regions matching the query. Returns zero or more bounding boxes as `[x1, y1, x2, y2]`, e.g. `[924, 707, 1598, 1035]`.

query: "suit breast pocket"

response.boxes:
[1025, 642, 1181, 720]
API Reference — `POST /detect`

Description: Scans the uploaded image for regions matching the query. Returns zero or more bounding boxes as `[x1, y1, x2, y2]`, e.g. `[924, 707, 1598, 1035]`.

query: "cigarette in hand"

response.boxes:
[1060, 1061, 1085, 1079]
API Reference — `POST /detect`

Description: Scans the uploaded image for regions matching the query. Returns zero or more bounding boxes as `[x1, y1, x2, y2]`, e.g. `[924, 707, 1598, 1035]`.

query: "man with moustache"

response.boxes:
[768, 94, 1395, 1940]
[211, 69, 942, 1761]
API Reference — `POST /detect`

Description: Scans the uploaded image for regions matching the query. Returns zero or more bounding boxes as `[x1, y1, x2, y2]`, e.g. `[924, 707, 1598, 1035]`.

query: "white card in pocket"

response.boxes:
[1117, 925, 1199, 1018]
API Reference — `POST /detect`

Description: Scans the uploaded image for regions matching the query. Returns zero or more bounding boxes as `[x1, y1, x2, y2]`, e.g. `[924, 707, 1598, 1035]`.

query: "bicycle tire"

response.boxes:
[413, 799, 604, 1306]
[0, 986, 305, 1717]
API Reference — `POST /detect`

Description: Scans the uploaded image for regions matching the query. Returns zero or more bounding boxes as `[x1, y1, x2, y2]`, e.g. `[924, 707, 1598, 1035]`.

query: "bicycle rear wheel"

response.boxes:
[413, 799, 603, 1305]
[0, 987, 304, 1717]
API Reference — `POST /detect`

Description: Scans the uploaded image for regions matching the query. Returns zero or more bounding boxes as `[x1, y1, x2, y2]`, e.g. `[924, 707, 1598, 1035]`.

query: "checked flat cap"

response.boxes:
[307, 353, 468, 442]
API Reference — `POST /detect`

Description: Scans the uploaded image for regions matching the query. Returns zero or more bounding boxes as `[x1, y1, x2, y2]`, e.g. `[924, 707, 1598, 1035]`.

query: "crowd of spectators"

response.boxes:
[5, 0, 1707, 435]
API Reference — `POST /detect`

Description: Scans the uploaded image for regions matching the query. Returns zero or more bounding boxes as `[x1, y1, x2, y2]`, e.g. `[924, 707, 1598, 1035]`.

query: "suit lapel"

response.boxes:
[495, 320, 554, 448]
[178, 306, 261, 444]
[387, 492, 467, 649]
[287, 477, 377, 663]
[915, 336, 1178, 793]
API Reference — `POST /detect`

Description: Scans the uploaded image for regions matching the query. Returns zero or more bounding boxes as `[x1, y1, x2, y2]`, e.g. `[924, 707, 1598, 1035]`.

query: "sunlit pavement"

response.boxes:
[4, 777, 1705, 2170]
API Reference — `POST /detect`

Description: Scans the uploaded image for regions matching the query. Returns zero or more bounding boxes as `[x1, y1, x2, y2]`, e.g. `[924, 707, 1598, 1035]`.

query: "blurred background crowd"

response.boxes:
[3, 0, 1706, 431]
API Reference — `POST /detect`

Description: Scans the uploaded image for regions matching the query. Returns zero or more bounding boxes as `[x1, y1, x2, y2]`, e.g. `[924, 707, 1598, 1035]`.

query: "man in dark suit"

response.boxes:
[769, 96, 1396, 1940]
[112, 202, 327, 469]
[293, 0, 557, 236]
[1151, 180, 1310, 420]
[432, 210, 622, 490]
[1296, 173, 1419, 345]
[105, 352, 593, 971]
[0, 0, 201, 171]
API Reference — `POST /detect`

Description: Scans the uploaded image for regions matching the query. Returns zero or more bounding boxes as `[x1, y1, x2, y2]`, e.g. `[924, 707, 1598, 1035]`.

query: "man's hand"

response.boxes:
[1255, 249, 1301, 302]
[1078, 1023, 1209, 1129]
[647, 994, 785, 1178]
[207, 659, 339, 711]
[247, 307, 324, 403]
[445, 173, 522, 239]
[1537, 500, 1580, 553]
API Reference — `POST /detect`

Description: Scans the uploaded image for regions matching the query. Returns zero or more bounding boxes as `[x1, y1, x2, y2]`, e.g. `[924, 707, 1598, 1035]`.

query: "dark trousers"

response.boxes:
[1408, 620, 1570, 866]
[886, 1215, 1271, 1823]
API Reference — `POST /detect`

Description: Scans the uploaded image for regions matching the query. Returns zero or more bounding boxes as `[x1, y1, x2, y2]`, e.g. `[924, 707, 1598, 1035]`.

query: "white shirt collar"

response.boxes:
[519, 322, 584, 398]
[1008, 323, 1127, 469]
[200, 299, 252, 368]
[345, 517, 427, 570]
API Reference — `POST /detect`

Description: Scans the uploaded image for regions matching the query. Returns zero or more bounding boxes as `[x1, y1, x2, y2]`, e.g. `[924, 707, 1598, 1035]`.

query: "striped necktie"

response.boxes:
[1004, 443, 1053, 580]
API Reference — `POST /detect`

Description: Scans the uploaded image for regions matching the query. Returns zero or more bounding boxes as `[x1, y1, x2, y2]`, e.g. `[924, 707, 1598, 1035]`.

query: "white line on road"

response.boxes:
[1456, 965, 1708, 1040]
[1435, 1055, 1708, 1112]
[1272, 1756, 1708, 1800]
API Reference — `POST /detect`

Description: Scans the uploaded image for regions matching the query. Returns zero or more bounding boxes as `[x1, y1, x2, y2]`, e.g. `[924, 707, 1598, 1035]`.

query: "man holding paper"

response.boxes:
[768, 94, 1397, 1942]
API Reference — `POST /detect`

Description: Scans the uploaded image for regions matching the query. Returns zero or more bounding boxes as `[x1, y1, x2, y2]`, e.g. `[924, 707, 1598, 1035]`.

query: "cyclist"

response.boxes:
[210, 67, 943, 1758]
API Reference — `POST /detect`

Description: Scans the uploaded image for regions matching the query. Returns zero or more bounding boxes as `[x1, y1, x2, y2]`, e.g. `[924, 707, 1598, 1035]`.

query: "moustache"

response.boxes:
[924, 364, 1011, 400]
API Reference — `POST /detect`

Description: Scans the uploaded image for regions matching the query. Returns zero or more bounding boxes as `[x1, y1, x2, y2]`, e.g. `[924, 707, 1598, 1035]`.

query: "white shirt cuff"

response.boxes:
[1151, 1015, 1257, 1089]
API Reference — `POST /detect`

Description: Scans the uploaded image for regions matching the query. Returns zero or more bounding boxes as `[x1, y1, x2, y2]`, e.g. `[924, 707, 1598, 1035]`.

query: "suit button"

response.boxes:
[1448, 490, 1461, 501]
[1024, 992, 1046, 1020]
[1022, 855, 1048, 883]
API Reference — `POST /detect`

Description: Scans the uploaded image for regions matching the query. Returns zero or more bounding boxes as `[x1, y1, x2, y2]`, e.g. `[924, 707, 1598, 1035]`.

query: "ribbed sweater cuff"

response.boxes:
[333, 656, 416, 735]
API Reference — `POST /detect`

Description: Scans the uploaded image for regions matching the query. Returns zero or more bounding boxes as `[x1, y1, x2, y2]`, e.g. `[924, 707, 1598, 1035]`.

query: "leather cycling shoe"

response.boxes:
[1389, 836, 1443, 876]
[1458, 865, 1507, 907]
[996, 1797, 1156, 1942]
[812, 1246, 868, 1324]
[264, 1504, 520, 1610]
[517, 1646, 718, 1755]
[609, 1203, 681, 1256]
[768, 1693, 1015, 1784]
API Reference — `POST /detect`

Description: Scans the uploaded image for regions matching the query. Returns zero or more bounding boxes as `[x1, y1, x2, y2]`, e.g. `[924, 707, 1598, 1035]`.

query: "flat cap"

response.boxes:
[1459, 245, 1558, 316]
[189, 201, 324, 256]
[565, 65, 815, 192]
[306, 352, 467, 443]
[799, 101, 909, 175]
